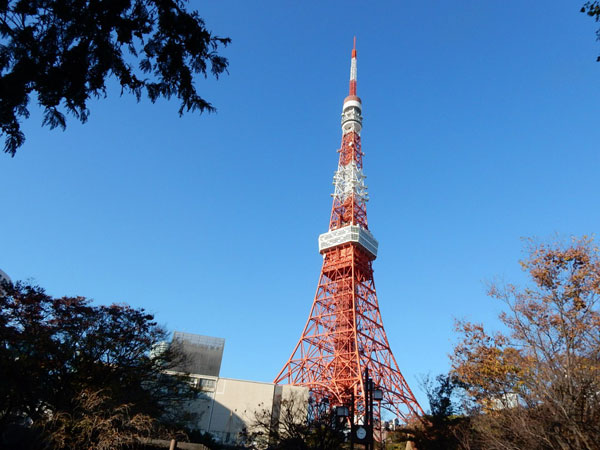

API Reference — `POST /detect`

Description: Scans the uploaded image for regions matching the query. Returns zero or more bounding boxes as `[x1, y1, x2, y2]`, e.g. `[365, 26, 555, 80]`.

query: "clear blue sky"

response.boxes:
[2, 1, 599, 409]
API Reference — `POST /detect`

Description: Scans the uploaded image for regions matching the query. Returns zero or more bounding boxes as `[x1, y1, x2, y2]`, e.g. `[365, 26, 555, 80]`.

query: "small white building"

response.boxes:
[187, 374, 307, 445]
[169, 331, 308, 445]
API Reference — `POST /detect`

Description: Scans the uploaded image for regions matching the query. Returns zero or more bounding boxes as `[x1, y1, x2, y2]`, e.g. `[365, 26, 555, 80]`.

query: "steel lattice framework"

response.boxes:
[274, 40, 424, 423]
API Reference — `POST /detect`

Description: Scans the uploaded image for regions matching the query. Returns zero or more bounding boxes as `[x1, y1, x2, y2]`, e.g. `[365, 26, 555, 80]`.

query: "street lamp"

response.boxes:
[336, 405, 350, 418]
[372, 388, 383, 402]
[372, 387, 383, 450]
[349, 368, 384, 450]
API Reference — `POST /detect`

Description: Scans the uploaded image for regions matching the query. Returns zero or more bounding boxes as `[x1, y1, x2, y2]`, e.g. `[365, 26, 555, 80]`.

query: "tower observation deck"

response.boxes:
[273, 39, 423, 423]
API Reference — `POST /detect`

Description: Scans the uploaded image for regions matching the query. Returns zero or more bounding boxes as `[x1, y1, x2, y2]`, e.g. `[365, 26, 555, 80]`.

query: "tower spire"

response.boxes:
[349, 37, 357, 96]
[274, 42, 423, 424]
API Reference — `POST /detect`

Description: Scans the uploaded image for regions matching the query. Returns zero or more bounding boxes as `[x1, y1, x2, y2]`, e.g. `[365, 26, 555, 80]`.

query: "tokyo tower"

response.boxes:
[274, 40, 423, 423]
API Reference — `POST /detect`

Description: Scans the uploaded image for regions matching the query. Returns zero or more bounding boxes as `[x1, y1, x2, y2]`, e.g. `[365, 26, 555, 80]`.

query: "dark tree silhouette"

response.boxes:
[246, 394, 346, 450]
[582, 2, 600, 60]
[398, 374, 471, 450]
[0, 281, 197, 449]
[0, 0, 230, 156]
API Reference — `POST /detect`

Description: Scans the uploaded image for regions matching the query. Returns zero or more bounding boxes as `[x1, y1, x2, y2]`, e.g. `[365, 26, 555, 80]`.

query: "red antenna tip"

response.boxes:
[352, 36, 357, 58]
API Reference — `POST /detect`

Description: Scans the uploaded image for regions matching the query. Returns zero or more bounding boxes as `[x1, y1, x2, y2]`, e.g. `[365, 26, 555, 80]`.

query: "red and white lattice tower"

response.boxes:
[274, 39, 423, 423]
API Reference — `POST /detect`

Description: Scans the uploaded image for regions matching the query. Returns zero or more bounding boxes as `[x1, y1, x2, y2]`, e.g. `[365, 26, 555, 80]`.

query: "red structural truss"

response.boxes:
[274, 40, 424, 423]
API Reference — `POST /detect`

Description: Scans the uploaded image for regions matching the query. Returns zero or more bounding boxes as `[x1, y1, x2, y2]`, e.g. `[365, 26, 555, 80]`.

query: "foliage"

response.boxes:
[423, 373, 465, 419]
[186, 428, 237, 449]
[245, 394, 346, 450]
[0, 281, 198, 449]
[398, 374, 471, 450]
[451, 237, 600, 449]
[582, 2, 600, 58]
[0, 0, 230, 156]
[45, 389, 154, 450]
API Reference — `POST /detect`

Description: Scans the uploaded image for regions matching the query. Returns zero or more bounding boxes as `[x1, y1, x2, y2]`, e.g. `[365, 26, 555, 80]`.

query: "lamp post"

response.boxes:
[371, 388, 383, 449]
[372, 387, 383, 450]
[348, 368, 384, 450]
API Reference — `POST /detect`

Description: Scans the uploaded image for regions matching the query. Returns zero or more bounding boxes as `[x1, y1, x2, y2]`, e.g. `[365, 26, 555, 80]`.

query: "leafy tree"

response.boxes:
[0, 280, 198, 449]
[45, 389, 155, 450]
[0, 0, 230, 156]
[398, 374, 471, 450]
[245, 394, 346, 450]
[582, 2, 600, 61]
[423, 374, 464, 419]
[451, 237, 600, 450]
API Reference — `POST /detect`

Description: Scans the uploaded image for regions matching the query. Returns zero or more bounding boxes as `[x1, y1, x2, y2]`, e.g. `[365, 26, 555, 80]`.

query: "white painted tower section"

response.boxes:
[349, 53, 357, 86]
[318, 40, 379, 258]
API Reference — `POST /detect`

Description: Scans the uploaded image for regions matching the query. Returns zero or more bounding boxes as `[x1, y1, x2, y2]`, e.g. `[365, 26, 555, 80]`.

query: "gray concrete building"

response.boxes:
[0, 269, 10, 283]
[187, 375, 307, 445]
[169, 331, 308, 446]
[172, 331, 225, 377]
[0, 269, 11, 295]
